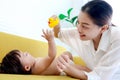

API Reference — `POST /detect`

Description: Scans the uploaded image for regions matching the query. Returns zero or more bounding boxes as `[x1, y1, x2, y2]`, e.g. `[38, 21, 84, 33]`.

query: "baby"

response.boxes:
[0, 29, 73, 75]
[0, 29, 57, 74]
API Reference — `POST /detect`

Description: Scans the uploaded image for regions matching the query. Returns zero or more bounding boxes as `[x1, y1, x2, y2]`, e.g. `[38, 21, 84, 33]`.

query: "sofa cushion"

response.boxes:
[0, 74, 77, 80]
[0, 32, 85, 80]
[0, 32, 66, 62]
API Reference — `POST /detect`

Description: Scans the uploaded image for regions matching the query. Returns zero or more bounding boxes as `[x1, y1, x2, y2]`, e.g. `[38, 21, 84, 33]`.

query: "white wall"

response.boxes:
[106, 0, 120, 26]
[0, 0, 86, 56]
[0, 0, 73, 41]
[0, 0, 87, 41]
[1, 0, 119, 40]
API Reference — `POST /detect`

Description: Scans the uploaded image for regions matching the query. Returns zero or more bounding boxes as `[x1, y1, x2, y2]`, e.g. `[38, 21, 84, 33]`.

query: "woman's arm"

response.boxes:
[56, 54, 90, 80]
[73, 64, 91, 72]
[53, 23, 60, 38]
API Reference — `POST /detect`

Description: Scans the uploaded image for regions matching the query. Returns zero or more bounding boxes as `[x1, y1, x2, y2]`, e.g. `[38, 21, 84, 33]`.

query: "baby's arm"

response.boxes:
[36, 29, 56, 74]
[42, 29, 56, 60]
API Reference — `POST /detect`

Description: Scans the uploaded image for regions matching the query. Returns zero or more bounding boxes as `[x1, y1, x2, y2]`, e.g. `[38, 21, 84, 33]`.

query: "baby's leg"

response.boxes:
[57, 51, 74, 76]
[60, 51, 73, 61]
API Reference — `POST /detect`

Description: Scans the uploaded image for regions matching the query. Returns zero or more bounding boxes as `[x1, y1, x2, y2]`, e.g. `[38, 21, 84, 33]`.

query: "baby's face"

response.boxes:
[17, 51, 35, 69]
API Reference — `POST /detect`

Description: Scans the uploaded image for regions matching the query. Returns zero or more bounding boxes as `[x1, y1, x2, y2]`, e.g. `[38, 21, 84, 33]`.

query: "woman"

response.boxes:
[53, 0, 120, 80]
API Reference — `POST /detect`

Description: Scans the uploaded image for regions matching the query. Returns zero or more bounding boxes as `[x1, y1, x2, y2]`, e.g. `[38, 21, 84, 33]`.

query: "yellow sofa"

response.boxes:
[0, 32, 85, 80]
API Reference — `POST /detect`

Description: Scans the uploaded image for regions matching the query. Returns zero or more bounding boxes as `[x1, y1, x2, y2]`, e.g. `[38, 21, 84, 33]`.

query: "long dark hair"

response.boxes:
[81, 0, 113, 27]
[0, 50, 31, 74]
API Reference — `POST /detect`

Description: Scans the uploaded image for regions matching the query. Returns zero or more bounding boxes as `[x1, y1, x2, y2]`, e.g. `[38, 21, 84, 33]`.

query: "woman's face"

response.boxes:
[77, 11, 103, 41]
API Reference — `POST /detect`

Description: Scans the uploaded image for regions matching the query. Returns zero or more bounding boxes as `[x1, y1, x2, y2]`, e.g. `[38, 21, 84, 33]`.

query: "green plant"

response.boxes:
[58, 8, 78, 27]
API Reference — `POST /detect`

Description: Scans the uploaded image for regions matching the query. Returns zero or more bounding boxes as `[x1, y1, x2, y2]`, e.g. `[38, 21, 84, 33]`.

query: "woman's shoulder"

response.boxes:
[110, 26, 120, 41]
[110, 26, 120, 34]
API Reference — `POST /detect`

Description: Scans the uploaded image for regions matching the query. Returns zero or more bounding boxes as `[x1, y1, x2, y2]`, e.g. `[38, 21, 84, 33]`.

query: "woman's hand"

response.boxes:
[49, 15, 60, 38]
[56, 54, 88, 80]
[56, 54, 70, 72]
[48, 15, 59, 28]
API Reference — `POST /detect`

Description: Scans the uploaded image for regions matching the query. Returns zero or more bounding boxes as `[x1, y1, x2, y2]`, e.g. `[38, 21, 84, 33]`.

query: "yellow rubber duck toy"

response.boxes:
[48, 17, 59, 28]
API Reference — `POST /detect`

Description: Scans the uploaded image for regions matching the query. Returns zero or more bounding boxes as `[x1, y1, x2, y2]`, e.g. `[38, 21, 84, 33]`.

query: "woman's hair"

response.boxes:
[0, 50, 31, 74]
[81, 0, 113, 27]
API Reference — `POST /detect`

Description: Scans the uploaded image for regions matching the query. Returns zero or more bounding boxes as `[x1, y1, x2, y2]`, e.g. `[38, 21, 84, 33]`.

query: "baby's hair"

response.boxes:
[0, 49, 31, 74]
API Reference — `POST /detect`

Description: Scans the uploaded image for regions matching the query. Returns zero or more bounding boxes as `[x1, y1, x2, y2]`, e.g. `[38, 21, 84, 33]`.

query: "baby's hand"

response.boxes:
[41, 29, 54, 41]
[48, 15, 59, 28]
